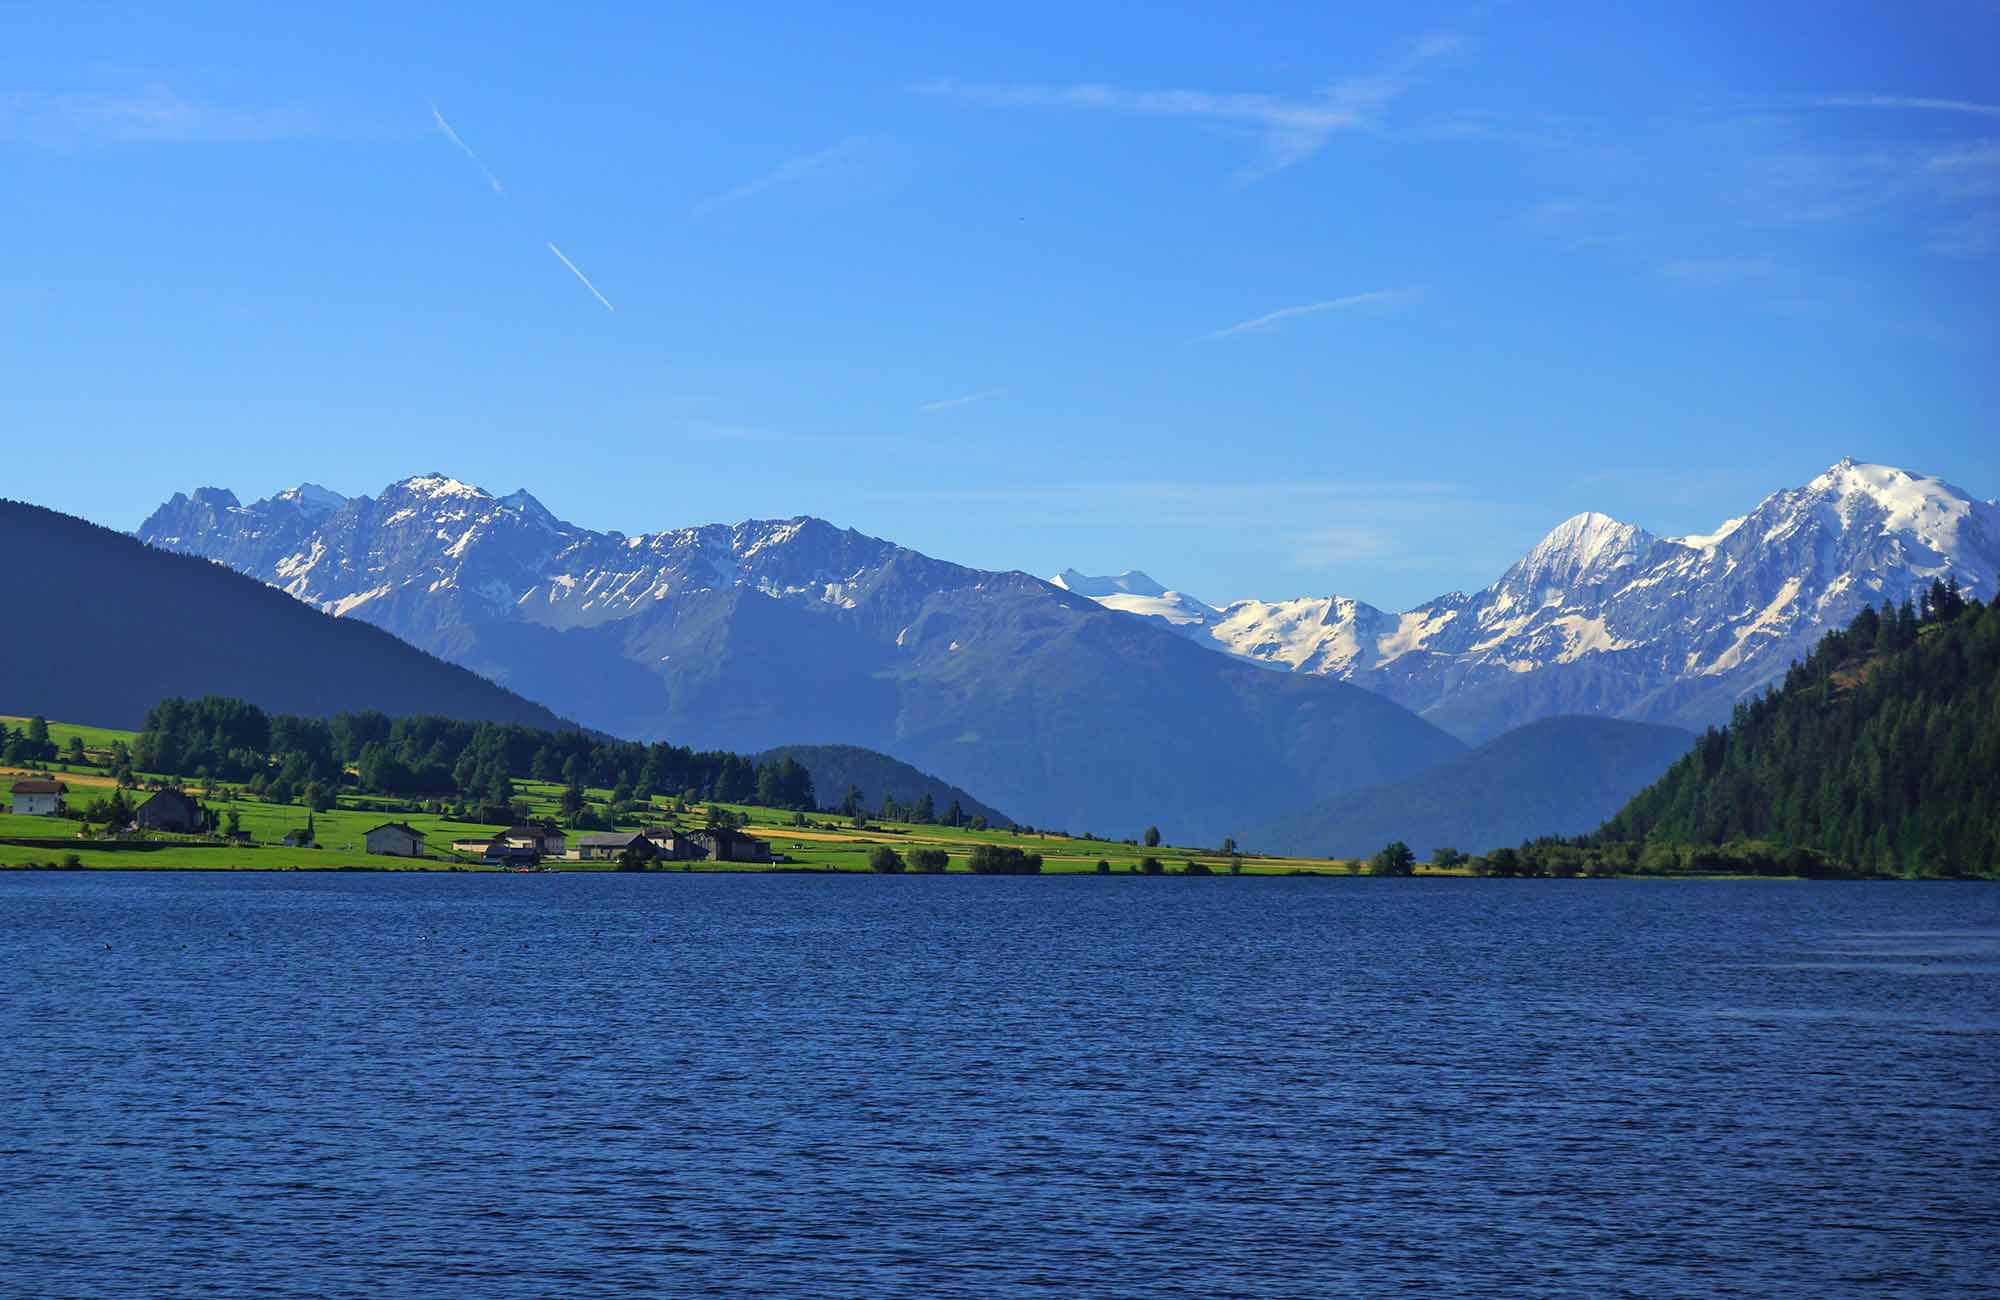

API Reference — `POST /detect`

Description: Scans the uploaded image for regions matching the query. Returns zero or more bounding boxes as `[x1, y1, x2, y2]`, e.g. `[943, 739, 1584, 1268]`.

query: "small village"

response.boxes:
[9, 777, 775, 867]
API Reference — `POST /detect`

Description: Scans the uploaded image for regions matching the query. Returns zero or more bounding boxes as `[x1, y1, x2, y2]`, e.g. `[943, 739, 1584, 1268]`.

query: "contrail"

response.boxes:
[921, 388, 1005, 412]
[545, 241, 615, 312]
[429, 101, 504, 193]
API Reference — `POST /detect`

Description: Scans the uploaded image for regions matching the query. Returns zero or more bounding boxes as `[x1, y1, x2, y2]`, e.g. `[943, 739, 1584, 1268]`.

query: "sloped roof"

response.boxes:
[10, 780, 66, 795]
[365, 822, 424, 838]
[577, 832, 646, 848]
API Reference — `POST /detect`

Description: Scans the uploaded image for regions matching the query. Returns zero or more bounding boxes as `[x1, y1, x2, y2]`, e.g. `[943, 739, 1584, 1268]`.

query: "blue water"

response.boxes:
[2, 873, 1996, 1298]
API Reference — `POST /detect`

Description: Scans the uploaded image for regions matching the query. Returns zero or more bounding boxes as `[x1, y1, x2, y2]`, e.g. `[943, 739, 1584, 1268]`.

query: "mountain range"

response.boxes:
[1052, 460, 2000, 741]
[138, 477, 1461, 842]
[132, 458, 1995, 844]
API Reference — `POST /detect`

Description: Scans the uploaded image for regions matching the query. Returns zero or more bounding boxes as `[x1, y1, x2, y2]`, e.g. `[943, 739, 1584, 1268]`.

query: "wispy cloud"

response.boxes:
[0, 85, 320, 146]
[1199, 290, 1408, 341]
[920, 388, 1005, 412]
[916, 30, 1463, 182]
[1819, 95, 2000, 119]
[429, 101, 503, 192]
[692, 138, 864, 216]
[545, 241, 615, 312]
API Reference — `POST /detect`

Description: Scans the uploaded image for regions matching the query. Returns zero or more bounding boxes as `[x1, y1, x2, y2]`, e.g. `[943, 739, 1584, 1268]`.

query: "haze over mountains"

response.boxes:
[1056, 460, 2000, 741]
[132, 458, 1995, 844]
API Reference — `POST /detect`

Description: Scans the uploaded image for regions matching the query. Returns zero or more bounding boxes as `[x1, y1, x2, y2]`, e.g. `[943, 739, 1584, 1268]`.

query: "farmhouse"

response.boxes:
[693, 827, 773, 864]
[572, 831, 655, 862]
[500, 825, 567, 858]
[135, 789, 201, 832]
[364, 822, 426, 858]
[639, 827, 708, 860]
[9, 779, 67, 817]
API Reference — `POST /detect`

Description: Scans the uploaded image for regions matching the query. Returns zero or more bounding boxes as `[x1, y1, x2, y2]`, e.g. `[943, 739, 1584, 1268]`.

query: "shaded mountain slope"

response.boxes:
[755, 744, 1012, 828]
[1, 500, 569, 731]
[1249, 716, 1696, 859]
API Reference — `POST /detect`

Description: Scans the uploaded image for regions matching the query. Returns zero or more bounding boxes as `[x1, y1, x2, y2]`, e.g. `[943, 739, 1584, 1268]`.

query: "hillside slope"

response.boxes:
[1598, 586, 1998, 875]
[1248, 716, 1695, 858]
[0, 500, 569, 731]
[756, 744, 1013, 828]
[136, 476, 1465, 842]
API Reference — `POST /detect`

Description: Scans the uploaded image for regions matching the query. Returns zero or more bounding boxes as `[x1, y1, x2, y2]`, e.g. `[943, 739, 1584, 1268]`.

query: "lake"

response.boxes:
[2, 872, 1995, 1298]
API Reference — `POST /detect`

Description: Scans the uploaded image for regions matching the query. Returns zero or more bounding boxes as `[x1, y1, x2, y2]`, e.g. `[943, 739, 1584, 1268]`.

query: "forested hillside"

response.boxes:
[1598, 581, 1998, 875]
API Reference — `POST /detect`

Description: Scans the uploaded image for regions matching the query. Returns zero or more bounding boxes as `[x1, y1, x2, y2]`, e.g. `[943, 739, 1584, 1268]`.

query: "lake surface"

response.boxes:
[2, 873, 1996, 1298]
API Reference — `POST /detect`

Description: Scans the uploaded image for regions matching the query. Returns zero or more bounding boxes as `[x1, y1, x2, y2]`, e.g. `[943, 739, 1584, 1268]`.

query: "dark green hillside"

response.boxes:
[1247, 716, 1695, 858]
[756, 744, 1013, 828]
[1598, 582, 1998, 876]
[0, 500, 569, 731]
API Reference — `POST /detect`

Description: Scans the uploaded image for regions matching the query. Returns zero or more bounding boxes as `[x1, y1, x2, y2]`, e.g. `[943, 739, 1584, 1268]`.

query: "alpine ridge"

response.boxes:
[1055, 459, 2000, 740]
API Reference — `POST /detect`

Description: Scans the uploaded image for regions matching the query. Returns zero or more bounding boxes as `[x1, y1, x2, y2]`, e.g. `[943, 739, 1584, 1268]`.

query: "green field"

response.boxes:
[0, 712, 1431, 875]
[1, 714, 134, 755]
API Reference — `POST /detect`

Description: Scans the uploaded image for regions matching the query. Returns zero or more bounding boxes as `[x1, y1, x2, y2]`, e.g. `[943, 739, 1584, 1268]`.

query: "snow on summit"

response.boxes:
[1052, 458, 1999, 739]
[1501, 512, 1658, 594]
[1050, 569, 1218, 627]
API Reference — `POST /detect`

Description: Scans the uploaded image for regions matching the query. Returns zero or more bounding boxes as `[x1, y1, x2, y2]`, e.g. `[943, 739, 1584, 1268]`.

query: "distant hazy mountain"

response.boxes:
[0, 499, 568, 732]
[140, 475, 1463, 842]
[1057, 460, 2000, 741]
[1048, 569, 1217, 628]
[1248, 716, 1697, 859]
[755, 744, 1013, 828]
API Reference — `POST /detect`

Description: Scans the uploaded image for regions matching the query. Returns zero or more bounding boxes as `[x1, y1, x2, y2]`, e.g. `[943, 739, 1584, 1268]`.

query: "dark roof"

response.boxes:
[139, 789, 199, 810]
[10, 780, 67, 794]
[577, 832, 645, 848]
[365, 822, 424, 838]
[504, 825, 562, 838]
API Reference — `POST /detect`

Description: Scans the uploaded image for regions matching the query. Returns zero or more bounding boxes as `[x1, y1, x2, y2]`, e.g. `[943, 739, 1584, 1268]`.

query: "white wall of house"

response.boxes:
[11, 793, 61, 816]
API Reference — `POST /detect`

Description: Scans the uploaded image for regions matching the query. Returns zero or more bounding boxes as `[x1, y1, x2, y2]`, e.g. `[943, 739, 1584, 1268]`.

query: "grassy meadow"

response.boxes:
[0, 713, 1431, 876]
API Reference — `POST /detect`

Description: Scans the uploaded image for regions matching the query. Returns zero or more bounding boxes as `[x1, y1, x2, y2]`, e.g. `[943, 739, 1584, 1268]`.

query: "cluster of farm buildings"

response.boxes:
[10, 780, 773, 865]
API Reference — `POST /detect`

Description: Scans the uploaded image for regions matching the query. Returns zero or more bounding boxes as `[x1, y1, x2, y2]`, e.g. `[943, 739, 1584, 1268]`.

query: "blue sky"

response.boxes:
[4, 1, 1996, 608]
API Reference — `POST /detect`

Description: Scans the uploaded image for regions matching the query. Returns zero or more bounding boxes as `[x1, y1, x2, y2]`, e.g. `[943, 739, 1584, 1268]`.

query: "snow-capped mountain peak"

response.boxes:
[391, 473, 491, 502]
[1049, 569, 1218, 627]
[268, 483, 349, 516]
[1051, 568, 1169, 599]
[1048, 458, 1997, 740]
[1802, 458, 1987, 552]
[1501, 511, 1658, 594]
